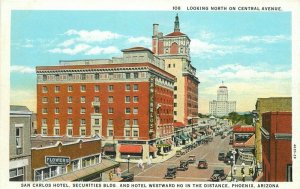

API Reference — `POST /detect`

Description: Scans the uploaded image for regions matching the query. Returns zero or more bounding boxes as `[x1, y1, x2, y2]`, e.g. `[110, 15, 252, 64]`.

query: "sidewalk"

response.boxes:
[226, 165, 254, 182]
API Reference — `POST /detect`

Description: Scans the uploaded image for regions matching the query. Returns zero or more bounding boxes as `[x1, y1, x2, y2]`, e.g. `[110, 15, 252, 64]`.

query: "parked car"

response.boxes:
[197, 159, 208, 169]
[210, 168, 227, 182]
[164, 166, 177, 179]
[176, 150, 182, 157]
[188, 155, 196, 164]
[177, 160, 189, 171]
[120, 173, 134, 182]
[218, 152, 226, 161]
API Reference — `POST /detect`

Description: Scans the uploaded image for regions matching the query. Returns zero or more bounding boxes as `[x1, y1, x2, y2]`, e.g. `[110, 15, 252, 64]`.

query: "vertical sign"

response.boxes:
[149, 76, 156, 138]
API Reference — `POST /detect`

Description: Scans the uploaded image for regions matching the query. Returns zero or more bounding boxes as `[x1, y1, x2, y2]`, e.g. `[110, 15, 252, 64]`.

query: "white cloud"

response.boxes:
[85, 46, 119, 55]
[11, 65, 35, 74]
[127, 36, 151, 44]
[65, 29, 122, 43]
[49, 44, 91, 55]
[237, 35, 290, 43]
[190, 39, 262, 57]
[58, 39, 75, 47]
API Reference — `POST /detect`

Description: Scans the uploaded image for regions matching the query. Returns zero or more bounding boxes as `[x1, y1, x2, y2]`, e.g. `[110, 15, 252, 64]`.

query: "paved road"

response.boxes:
[118, 135, 233, 182]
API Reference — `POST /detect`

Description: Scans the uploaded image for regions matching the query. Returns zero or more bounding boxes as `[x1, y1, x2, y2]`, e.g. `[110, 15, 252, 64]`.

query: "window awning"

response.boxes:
[119, 145, 143, 153]
[103, 143, 116, 152]
[149, 145, 158, 152]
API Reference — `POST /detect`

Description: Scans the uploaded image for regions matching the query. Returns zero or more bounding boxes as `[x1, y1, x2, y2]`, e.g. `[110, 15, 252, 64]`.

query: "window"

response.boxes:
[108, 119, 113, 126]
[81, 85, 86, 92]
[54, 128, 59, 135]
[81, 74, 86, 80]
[80, 108, 86, 114]
[95, 119, 100, 125]
[68, 108, 73, 114]
[133, 107, 138, 114]
[54, 118, 59, 125]
[80, 119, 86, 126]
[108, 129, 113, 136]
[174, 103, 177, 107]
[94, 85, 100, 92]
[42, 118, 47, 126]
[81, 96, 86, 103]
[125, 108, 130, 114]
[133, 130, 139, 137]
[174, 86, 177, 90]
[174, 94, 177, 99]
[133, 84, 138, 91]
[42, 86, 48, 93]
[68, 74, 73, 80]
[55, 97, 60, 103]
[168, 64, 171, 68]
[134, 72, 138, 79]
[173, 64, 175, 68]
[94, 106, 100, 113]
[67, 119, 73, 125]
[42, 128, 47, 135]
[55, 86, 60, 93]
[108, 85, 114, 91]
[94, 96, 100, 102]
[55, 74, 59, 80]
[133, 119, 138, 126]
[42, 97, 48, 103]
[174, 111, 177, 115]
[68, 85, 73, 92]
[108, 96, 114, 103]
[95, 73, 100, 80]
[68, 96, 73, 103]
[55, 108, 59, 114]
[72, 160, 80, 171]
[67, 128, 73, 136]
[125, 73, 130, 79]
[125, 119, 130, 126]
[16, 128, 22, 148]
[133, 96, 139, 103]
[43, 75, 47, 81]
[125, 84, 130, 91]
[80, 129, 86, 136]
[125, 130, 130, 137]
[125, 96, 130, 103]
[108, 107, 114, 114]
[42, 108, 48, 114]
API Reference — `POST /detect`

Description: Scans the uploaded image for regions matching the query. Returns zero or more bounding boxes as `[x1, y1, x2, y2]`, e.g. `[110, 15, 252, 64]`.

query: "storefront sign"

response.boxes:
[45, 156, 70, 166]
[149, 76, 156, 134]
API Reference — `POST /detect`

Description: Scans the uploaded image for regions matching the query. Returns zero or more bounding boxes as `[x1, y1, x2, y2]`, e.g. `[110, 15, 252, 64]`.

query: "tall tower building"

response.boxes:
[152, 14, 200, 125]
[209, 84, 236, 117]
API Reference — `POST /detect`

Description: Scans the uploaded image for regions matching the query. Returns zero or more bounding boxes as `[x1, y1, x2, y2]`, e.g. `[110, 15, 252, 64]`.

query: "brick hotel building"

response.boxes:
[152, 14, 199, 125]
[36, 47, 175, 161]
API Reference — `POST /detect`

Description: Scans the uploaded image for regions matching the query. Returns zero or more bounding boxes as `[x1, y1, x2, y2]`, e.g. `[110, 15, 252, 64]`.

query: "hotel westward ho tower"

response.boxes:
[152, 14, 199, 125]
[36, 15, 199, 161]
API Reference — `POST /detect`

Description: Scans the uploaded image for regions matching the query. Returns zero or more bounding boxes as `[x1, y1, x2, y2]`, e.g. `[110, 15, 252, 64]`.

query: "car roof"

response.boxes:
[198, 159, 207, 162]
[168, 166, 177, 169]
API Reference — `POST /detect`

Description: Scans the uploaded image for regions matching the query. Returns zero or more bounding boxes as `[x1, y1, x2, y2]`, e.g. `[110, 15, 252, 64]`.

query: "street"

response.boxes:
[118, 135, 232, 182]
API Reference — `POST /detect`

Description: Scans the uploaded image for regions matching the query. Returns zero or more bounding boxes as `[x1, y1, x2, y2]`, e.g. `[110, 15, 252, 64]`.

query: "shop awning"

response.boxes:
[103, 143, 116, 152]
[149, 145, 158, 152]
[119, 145, 143, 153]
[174, 136, 182, 142]
[180, 135, 189, 140]
[156, 143, 171, 147]
[166, 139, 173, 145]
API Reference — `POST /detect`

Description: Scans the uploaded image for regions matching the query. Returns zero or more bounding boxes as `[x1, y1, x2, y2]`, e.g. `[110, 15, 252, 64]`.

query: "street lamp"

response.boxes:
[231, 149, 237, 165]
[127, 155, 130, 173]
[230, 155, 234, 181]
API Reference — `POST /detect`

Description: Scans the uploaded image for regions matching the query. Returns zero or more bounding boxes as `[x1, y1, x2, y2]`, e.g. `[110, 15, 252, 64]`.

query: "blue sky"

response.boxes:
[10, 11, 291, 113]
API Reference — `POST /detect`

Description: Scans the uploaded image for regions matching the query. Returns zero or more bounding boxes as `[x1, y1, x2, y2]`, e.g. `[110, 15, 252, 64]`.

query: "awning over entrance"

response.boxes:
[103, 143, 116, 152]
[179, 135, 189, 141]
[119, 145, 143, 153]
[149, 145, 158, 152]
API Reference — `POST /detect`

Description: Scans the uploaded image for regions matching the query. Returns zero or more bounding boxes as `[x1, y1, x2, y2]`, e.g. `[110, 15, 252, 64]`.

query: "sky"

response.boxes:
[10, 11, 291, 113]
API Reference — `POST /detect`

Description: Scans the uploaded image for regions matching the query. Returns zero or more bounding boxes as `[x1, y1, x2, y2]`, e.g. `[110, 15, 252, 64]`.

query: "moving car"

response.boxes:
[218, 152, 226, 161]
[164, 166, 177, 179]
[177, 160, 189, 171]
[210, 168, 227, 182]
[197, 159, 208, 169]
[120, 173, 134, 182]
[188, 155, 196, 164]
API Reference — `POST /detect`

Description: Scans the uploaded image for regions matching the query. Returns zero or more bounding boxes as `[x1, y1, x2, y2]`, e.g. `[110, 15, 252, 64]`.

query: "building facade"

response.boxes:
[261, 112, 292, 181]
[152, 14, 199, 125]
[9, 106, 32, 181]
[254, 97, 292, 168]
[36, 47, 175, 161]
[209, 85, 236, 117]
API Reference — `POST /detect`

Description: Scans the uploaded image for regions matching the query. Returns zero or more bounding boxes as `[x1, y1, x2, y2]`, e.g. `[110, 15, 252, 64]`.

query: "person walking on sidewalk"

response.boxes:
[242, 174, 246, 182]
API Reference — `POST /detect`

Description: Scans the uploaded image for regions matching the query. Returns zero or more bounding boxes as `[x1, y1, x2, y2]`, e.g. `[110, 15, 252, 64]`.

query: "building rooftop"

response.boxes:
[121, 47, 154, 54]
[10, 105, 31, 112]
[233, 125, 255, 133]
[165, 31, 186, 37]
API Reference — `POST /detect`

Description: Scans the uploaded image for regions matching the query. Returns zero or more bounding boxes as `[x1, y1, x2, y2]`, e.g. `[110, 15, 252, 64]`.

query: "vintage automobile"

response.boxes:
[177, 160, 189, 171]
[164, 166, 177, 179]
[218, 152, 226, 161]
[197, 159, 208, 169]
[176, 149, 185, 157]
[188, 155, 196, 164]
[210, 168, 227, 182]
[120, 173, 134, 182]
[223, 151, 233, 164]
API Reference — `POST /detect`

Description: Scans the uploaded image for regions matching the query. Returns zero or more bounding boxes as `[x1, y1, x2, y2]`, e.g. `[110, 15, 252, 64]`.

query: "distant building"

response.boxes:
[36, 47, 175, 161]
[254, 97, 292, 168]
[9, 105, 32, 181]
[152, 14, 199, 125]
[209, 84, 236, 117]
[261, 112, 292, 181]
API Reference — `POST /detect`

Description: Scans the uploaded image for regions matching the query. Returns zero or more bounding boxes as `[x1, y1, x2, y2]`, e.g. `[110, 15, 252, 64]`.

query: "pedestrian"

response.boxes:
[116, 167, 121, 177]
[147, 157, 152, 166]
[233, 166, 237, 175]
[138, 158, 143, 168]
[249, 167, 253, 175]
[241, 167, 245, 175]
[109, 171, 113, 181]
[141, 163, 144, 171]
[242, 174, 246, 182]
